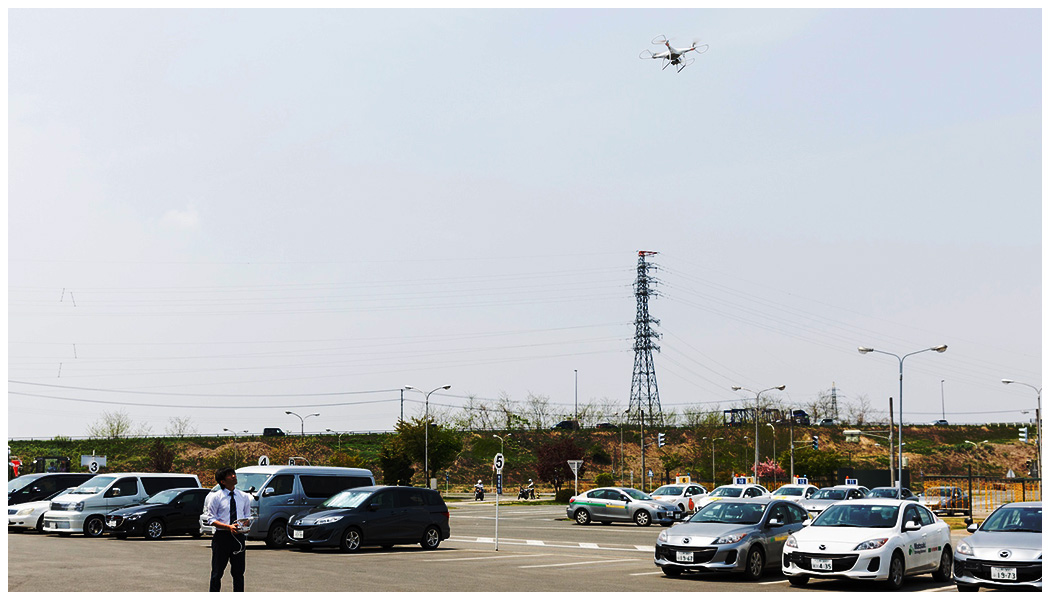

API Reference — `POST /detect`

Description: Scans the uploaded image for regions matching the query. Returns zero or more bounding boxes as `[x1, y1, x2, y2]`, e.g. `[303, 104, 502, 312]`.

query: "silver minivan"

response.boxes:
[201, 465, 374, 547]
[42, 472, 201, 537]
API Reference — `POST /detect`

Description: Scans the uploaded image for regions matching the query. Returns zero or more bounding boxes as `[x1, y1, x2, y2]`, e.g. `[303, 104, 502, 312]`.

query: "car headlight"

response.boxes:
[853, 538, 889, 551]
[74, 502, 84, 512]
[956, 540, 973, 556]
[16, 507, 34, 516]
[314, 516, 343, 525]
[785, 535, 797, 549]
[127, 511, 148, 520]
[657, 530, 668, 543]
[713, 532, 748, 544]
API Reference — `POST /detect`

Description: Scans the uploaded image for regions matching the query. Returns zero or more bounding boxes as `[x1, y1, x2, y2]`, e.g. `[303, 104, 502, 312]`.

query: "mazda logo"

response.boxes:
[819, 544, 826, 550]
[683, 537, 690, 544]
[1000, 550, 1011, 559]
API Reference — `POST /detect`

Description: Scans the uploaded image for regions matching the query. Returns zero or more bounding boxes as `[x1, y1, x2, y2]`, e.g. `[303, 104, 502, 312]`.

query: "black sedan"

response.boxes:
[287, 486, 450, 553]
[105, 487, 209, 540]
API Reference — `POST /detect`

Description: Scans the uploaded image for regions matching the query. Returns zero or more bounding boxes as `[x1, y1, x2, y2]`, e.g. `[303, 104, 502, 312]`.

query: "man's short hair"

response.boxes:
[215, 467, 236, 484]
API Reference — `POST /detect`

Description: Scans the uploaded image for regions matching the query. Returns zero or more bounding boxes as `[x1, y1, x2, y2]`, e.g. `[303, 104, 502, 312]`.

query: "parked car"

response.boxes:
[783, 499, 953, 590]
[594, 422, 616, 430]
[8, 473, 94, 506]
[693, 484, 771, 511]
[954, 501, 1041, 591]
[771, 484, 819, 501]
[262, 428, 286, 436]
[8, 487, 77, 532]
[551, 420, 580, 431]
[800, 484, 869, 517]
[656, 497, 810, 579]
[105, 487, 210, 540]
[567, 486, 683, 526]
[791, 410, 811, 426]
[42, 472, 201, 537]
[818, 418, 837, 427]
[865, 487, 918, 501]
[918, 486, 970, 516]
[650, 483, 708, 512]
[931, 419, 950, 426]
[199, 465, 375, 547]
[287, 486, 449, 552]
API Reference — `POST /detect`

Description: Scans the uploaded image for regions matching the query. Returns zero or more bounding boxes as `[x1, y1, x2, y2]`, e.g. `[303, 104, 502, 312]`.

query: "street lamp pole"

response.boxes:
[731, 385, 786, 483]
[941, 379, 946, 421]
[223, 428, 248, 466]
[1002, 379, 1041, 482]
[766, 422, 776, 487]
[405, 384, 451, 486]
[285, 411, 320, 437]
[574, 369, 578, 424]
[325, 429, 344, 452]
[859, 344, 947, 492]
[702, 436, 724, 489]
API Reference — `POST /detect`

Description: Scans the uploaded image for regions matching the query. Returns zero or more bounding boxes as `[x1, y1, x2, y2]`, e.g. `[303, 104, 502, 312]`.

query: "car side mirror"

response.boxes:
[768, 518, 783, 527]
[174, 501, 184, 508]
[802, 519, 811, 527]
[30, 487, 41, 493]
[621, 496, 631, 502]
[967, 523, 979, 533]
[108, 487, 121, 497]
[963, 516, 973, 526]
[262, 487, 276, 497]
[903, 520, 921, 532]
[368, 503, 379, 512]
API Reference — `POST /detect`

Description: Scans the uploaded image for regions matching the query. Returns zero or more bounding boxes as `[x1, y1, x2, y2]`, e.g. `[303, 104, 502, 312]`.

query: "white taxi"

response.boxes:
[693, 484, 770, 511]
[783, 499, 952, 590]
[771, 484, 819, 501]
[650, 483, 708, 513]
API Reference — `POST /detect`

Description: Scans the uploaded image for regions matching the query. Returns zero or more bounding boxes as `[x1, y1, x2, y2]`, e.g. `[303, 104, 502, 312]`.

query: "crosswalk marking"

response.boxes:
[520, 558, 642, 569]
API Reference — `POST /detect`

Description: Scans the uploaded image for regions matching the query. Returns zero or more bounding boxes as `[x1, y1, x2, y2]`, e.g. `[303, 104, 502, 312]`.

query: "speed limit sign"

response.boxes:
[493, 453, 505, 472]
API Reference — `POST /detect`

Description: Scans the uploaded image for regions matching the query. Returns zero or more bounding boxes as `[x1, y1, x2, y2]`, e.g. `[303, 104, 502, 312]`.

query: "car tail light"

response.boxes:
[569, 497, 576, 504]
[442, 511, 450, 520]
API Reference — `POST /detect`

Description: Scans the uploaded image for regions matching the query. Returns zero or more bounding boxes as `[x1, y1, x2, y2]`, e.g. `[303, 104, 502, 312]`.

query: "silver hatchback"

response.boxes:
[954, 501, 1041, 591]
[567, 487, 682, 527]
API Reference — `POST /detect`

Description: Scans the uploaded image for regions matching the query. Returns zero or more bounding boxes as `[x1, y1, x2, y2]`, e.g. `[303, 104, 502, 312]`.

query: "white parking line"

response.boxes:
[579, 542, 600, 549]
[629, 571, 664, 576]
[526, 540, 545, 545]
[425, 554, 550, 562]
[635, 545, 653, 551]
[520, 558, 643, 569]
[447, 537, 650, 553]
[759, 580, 786, 585]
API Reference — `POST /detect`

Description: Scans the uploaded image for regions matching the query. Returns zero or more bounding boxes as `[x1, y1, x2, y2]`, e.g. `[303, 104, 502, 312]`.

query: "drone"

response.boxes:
[639, 36, 709, 72]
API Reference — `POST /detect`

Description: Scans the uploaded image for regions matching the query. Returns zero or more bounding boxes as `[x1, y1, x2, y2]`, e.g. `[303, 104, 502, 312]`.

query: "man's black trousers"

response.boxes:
[209, 532, 246, 592]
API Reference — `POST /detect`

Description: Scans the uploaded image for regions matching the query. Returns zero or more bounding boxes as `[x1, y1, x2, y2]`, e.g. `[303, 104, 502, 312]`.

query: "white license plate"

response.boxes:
[106, 519, 117, 527]
[675, 551, 693, 562]
[292, 529, 303, 539]
[812, 558, 833, 571]
[990, 566, 1016, 581]
[49, 521, 69, 529]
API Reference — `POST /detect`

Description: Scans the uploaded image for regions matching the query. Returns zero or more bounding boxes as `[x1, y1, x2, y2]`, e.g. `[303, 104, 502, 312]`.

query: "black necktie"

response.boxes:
[229, 491, 236, 527]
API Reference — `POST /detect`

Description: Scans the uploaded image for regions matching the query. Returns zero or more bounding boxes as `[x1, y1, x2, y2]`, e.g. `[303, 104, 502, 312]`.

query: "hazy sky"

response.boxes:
[8, 8, 1042, 440]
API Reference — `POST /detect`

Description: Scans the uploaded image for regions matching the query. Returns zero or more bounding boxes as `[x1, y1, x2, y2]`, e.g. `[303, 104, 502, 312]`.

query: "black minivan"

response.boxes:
[8, 473, 94, 505]
[286, 486, 450, 552]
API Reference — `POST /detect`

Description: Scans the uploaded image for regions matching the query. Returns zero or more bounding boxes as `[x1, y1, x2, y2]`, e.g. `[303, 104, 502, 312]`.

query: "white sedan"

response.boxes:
[783, 499, 953, 590]
[650, 483, 708, 513]
[8, 487, 76, 531]
[693, 484, 770, 510]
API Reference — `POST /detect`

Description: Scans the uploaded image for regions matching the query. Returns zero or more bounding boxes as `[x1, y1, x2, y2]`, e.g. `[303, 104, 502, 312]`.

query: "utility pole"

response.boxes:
[888, 398, 895, 487]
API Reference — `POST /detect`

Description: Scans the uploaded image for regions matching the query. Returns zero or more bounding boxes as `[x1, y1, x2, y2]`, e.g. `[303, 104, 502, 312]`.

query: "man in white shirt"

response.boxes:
[203, 467, 253, 592]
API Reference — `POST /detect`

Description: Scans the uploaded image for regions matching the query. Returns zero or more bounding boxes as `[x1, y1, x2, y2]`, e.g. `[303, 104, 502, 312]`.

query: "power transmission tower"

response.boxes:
[629, 250, 663, 426]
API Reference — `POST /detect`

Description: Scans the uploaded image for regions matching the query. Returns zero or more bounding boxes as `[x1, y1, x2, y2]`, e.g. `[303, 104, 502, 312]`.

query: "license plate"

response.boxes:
[812, 558, 833, 571]
[292, 529, 303, 539]
[990, 566, 1016, 581]
[106, 519, 117, 527]
[675, 551, 693, 562]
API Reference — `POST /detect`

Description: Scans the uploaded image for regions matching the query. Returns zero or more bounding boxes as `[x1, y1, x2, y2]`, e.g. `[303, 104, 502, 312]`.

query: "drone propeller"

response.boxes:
[651, 35, 668, 46]
[639, 49, 657, 60]
[691, 41, 710, 54]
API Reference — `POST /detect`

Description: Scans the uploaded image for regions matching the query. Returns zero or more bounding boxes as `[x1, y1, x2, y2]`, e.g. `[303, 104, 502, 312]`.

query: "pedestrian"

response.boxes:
[203, 467, 252, 592]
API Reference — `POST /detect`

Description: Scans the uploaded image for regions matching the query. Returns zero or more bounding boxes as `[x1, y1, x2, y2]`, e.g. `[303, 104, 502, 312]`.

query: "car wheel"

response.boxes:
[420, 525, 441, 550]
[744, 546, 764, 581]
[84, 516, 105, 538]
[633, 510, 652, 527]
[662, 565, 684, 577]
[885, 552, 905, 590]
[678, 504, 686, 512]
[35, 515, 45, 532]
[956, 583, 980, 592]
[932, 548, 952, 582]
[340, 526, 362, 553]
[574, 509, 591, 525]
[788, 575, 809, 587]
[145, 518, 165, 540]
[265, 520, 289, 548]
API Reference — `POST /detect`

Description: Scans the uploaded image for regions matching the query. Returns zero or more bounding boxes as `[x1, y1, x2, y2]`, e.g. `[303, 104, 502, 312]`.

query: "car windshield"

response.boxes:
[709, 487, 743, 498]
[7, 474, 44, 493]
[866, 489, 898, 498]
[145, 489, 183, 504]
[811, 489, 846, 500]
[774, 487, 804, 496]
[236, 473, 270, 494]
[73, 476, 117, 494]
[812, 504, 899, 527]
[982, 506, 1042, 533]
[622, 489, 653, 501]
[47, 487, 76, 501]
[653, 486, 683, 496]
[690, 501, 766, 525]
[319, 489, 374, 509]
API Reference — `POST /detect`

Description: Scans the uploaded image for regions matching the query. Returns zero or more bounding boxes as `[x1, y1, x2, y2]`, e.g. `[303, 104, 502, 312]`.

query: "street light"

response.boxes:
[223, 428, 248, 466]
[766, 422, 777, 487]
[285, 411, 320, 436]
[404, 384, 451, 486]
[620, 408, 630, 481]
[963, 440, 989, 448]
[859, 344, 947, 491]
[702, 436, 724, 489]
[1002, 379, 1041, 481]
[731, 384, 786, 482]
[325, 428, 344, 452]
[492, 434, 509, 455]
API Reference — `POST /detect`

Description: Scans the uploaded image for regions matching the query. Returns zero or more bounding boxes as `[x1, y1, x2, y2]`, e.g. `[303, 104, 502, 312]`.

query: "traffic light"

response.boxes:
[1019, 427, 1028, 443]
[812, 435, 819, 450]
[658, 433, 666, 448]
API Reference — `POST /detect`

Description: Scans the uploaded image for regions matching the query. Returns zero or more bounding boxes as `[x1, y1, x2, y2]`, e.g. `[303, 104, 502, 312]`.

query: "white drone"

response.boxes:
[639, 35, 709, 72]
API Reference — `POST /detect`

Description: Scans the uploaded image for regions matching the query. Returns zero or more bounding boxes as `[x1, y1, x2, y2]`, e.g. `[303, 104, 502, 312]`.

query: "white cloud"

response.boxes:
[160, 204, 200, 232]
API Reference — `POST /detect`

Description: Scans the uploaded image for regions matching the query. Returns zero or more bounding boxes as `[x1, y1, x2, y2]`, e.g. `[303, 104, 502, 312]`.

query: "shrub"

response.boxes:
[594, 473, 615, 487]
[555, 488, 575, 503]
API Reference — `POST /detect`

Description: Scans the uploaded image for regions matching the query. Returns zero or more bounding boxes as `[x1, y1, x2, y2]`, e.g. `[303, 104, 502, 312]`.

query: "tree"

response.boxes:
[147, 439, 176, 472]
[165, 416, 198, 437]
[844, 394, 876, 426]
[87, 409, 149, 439]
[395, 417, 463, 482]
[379, 437, 415, 486]
[523, 392, 553, 430]
[535, 437, 585, 494]
[660, 450, 686, 484]
[756, 458, 785, 478]
[783, 447, 842, 479]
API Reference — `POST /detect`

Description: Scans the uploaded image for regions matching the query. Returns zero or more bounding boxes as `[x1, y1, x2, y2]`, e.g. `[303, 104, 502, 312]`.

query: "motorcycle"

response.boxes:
[517, 486, 530, 500]
[474, 486, 485, 501]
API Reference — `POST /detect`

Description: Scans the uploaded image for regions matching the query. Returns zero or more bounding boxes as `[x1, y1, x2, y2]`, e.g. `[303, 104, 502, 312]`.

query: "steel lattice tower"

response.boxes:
[629, 251, 662, 426]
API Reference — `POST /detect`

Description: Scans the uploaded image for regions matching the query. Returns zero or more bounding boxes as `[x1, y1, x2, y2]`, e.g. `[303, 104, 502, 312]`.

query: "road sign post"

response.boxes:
[567, 460, 583, 496]
[494, 453, 505, 551]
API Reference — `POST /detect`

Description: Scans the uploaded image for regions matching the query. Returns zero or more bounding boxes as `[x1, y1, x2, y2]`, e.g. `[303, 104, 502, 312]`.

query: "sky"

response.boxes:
[7, 8, 1042, 440]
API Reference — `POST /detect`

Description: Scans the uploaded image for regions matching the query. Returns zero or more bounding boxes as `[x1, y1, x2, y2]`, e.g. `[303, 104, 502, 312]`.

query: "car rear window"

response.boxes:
[300, 475, 372, 498]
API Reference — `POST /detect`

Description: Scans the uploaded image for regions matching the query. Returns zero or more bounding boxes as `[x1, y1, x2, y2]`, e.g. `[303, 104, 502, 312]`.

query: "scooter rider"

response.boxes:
[526, 479, 536, 499]
[474, 479, 485, 500]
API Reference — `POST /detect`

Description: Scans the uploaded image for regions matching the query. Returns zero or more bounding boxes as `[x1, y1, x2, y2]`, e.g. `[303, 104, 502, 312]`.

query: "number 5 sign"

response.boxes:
[493, 453, 505, 472]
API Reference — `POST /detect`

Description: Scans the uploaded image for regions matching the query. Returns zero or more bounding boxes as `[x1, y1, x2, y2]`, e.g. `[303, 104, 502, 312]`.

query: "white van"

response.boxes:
[201, 465, 374, 547]
[42, 472, 201, 537]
